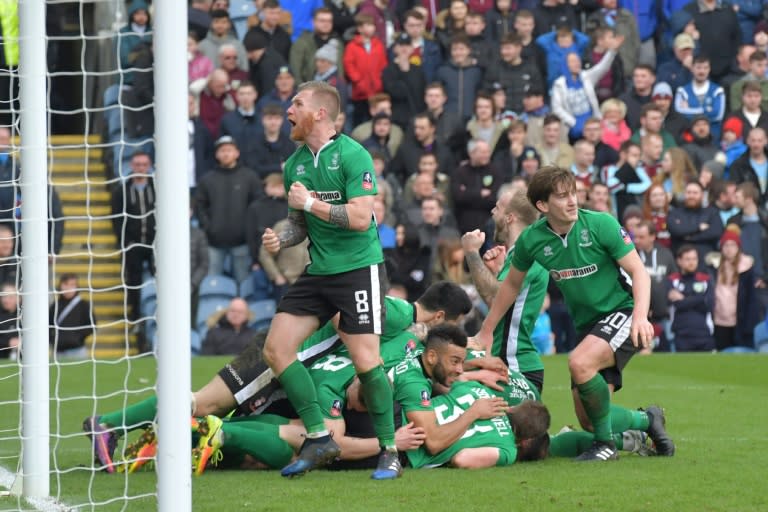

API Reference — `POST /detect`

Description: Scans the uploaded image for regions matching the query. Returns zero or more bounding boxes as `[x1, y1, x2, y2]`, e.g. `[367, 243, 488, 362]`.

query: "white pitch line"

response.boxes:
[0, 466, 76, 512]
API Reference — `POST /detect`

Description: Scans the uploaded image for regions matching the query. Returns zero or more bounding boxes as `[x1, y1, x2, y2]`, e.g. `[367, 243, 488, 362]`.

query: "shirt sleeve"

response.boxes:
[509, 226, 535, 272]
[344, 145, 378, 199]
[597, 213, 636, 260]
[394, 369, 434, 414]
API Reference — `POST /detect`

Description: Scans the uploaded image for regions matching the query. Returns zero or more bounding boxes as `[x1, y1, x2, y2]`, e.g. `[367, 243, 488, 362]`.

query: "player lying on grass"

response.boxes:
[84, 282, 474, 473]
[474, 166, 675, 461]
[190, 325, 549, 473]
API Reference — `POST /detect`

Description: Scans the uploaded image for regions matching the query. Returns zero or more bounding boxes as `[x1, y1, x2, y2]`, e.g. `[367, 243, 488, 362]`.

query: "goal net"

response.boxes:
[0, 1, 191, 510]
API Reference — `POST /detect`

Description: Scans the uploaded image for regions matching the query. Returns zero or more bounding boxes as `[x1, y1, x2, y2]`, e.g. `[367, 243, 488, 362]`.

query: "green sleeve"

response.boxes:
[344, 146, 377, 199]
[510, 227, 535, 272]
[393, 361, 433, 414]
[597, 213, 635, 261]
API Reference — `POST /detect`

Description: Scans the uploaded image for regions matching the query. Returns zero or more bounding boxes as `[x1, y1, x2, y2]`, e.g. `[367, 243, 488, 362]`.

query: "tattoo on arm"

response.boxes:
[465, 251, 500, 307]
[277, 210, 308, 248]
[328, 204, 350, 229]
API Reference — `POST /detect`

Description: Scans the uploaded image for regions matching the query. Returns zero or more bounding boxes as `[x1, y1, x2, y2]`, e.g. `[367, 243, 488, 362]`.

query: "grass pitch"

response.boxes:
[0, 353, 766, 512]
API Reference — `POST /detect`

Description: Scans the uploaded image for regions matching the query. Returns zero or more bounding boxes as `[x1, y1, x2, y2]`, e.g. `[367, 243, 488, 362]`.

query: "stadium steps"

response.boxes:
[48, 134, 137, 357]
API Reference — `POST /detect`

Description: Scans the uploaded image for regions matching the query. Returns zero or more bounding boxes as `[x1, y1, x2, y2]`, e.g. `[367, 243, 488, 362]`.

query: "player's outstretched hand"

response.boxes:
[288, 181, 310, 210]
[631, 315, 655, 349]
[464, 356, 508, 377]
[395, 422, 426, 451]
[262, 228, 281, 255]
[460, 369, 508, 392]
[471, 397, 509, 420]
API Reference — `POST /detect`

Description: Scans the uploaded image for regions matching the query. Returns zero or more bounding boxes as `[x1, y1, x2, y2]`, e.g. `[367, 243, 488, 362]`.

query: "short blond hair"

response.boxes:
[298, 80, 341, 121]
[599, 98, 627, 118]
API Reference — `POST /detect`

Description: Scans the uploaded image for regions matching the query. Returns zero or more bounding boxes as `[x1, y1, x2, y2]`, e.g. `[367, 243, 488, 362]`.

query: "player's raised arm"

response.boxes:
[617, 249, 654, 348]
[474, 265, 526, 352]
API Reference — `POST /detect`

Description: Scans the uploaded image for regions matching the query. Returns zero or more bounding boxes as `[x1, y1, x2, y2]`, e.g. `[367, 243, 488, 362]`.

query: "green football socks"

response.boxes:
[610, 404, 650, 433]
[549, 431, 626, 457]
[277, 360, 327, 435]
[358, 365, 396, 450]
[576, 374, 612, 443]
[222, 422, 294, 469]
[99, 395, 157, 433]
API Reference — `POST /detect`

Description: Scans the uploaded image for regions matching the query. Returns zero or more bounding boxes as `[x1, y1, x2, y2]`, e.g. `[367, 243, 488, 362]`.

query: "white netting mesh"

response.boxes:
[0, 1, 162, 509]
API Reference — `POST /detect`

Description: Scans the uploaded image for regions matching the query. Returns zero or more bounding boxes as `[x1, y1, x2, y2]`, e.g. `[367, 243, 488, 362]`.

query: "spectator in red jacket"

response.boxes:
[343, 13, 388, 126]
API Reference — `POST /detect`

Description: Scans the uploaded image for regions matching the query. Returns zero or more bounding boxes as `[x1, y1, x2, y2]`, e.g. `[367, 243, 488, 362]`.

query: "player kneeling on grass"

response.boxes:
[83, 282, 472, 474]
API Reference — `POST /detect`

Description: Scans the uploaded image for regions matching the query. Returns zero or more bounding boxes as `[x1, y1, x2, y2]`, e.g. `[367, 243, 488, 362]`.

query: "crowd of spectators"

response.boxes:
[101, 0, 768, 356]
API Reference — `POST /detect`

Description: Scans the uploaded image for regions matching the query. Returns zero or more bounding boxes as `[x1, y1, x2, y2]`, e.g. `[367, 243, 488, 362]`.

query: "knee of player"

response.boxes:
[567, 353, 593, 378]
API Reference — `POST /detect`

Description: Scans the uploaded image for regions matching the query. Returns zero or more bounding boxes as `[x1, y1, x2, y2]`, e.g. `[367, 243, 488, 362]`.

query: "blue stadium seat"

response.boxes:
[199, 274, 238, 301]
[196, 297, 230, 339]
[239, 277, 255, 301]
[720, 346, 755, 353]
[753, 318, 768, 350]
[140, 279, 157, 317]
[190, 329, 202, 355]
[249, 299, 276, 331]
[758, 343, 768, 353]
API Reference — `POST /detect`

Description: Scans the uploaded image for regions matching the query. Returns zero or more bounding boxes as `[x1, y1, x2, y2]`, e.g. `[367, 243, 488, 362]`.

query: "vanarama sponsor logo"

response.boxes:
[310, 190, 342, 202]
[549, 264, 598, 281]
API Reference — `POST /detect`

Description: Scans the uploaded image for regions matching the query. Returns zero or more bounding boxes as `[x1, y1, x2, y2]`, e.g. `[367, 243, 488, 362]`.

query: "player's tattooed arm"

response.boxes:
[277, 210, 308, 248]
[465, 251, 500, 307]
[328, 204, 350, 229]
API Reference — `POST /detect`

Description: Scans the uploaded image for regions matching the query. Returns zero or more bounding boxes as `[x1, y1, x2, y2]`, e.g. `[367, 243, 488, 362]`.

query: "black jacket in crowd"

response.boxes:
[245, 194, 288, 261]
[201, 315, 258, 356]
[730, 148, 768, 205]
[382, 62, 427, 131]
[48, 294, 95, 352]
[196, 164, 263, 248]
[111, 176, 156, 247]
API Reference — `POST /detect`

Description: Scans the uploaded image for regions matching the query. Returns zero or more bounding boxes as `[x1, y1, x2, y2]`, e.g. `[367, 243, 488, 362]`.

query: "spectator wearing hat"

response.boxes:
[711, 224, 762, 351]
[675, 55, 726, 140]
[657, 33, 695, 93]
[682, 0, 742, 83]
[721, 116, 748, 171]
[382, 32, 427, 131]
[361, 113, 396, 162]
[255, 66, 296, 137]
[585, 0, 640, 78]
[243, 30, 287, 98]
[482, 33, 544, 115]
[517, 146, 542, 182]
[400, 9, 442, 83]
[651, 82, 691, 144]
[314, 39, 347, 109]
[351, 93, 405, 155]
[681, 114, 722, 170]
[116, 0, 152, 86]
[196, 136, 263, 284]
[728, 80, 768, 140]
[289, 7, 343, 84]
[344, 12, 388, 126]
[246, 0, 291, 61]
[199, 10, 249, 71]
[730, 50, 768, 111]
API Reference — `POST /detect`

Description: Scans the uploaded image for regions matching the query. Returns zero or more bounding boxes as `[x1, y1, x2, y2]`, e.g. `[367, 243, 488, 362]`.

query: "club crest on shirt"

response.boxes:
[620, 227, 633, 245]
[579, 228, 592, 247]
[331, 399, 342, 417]
[328, 152, 340, 171]
[420, 390, 431, 407]
[295, 164, 305, 176]
[362, 171, 374, 190]
[543, 245, 553, 257]
[405, 339, 417, 353]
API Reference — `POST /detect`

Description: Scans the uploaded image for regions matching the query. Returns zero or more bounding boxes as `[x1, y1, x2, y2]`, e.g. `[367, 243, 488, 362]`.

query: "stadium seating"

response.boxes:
[190, 329, 202, 355]
[248, 299, 276, 331]
[199, 274, 238, 301]
[196, 296, 231, 339]
[239, 277, 256, 302]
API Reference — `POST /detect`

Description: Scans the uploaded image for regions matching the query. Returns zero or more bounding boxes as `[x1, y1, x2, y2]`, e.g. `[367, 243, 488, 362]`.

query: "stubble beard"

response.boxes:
[290, 115, 315, 142]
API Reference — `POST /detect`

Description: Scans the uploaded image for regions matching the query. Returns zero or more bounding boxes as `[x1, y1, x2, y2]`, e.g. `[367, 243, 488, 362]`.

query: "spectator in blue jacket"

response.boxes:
[667, 244, 716, 352]
[732, 0, 766, 45]
[657, 33, 695, 93]
[535, 24, 590, 90]
[219, 81, 261, 170]
[674, 55, 726, 140]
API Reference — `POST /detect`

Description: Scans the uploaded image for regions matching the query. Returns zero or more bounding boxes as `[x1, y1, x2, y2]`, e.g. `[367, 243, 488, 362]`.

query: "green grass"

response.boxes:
[1, 354, 767, 512]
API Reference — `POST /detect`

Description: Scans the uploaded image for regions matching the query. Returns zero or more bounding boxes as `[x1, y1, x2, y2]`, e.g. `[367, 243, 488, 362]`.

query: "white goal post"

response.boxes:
[9, 0, 192, 509]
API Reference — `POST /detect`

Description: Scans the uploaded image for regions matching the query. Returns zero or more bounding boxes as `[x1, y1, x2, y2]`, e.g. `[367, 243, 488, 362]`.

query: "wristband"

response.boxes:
[303, 197, 315, 213]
